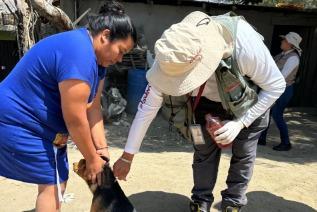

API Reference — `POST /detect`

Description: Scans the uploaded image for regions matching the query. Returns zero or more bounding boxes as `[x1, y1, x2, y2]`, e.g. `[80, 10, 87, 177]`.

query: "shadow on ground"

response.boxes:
[255, 108, 317, 164]
[213, 191, 316, 212]
[129, 191, 191, 212]
[105, 112, 194, 153]
[106, 108, 317, 164]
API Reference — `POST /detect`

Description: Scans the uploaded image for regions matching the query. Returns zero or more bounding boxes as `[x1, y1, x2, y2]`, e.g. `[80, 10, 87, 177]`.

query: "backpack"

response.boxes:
[161, 95, 193, 141]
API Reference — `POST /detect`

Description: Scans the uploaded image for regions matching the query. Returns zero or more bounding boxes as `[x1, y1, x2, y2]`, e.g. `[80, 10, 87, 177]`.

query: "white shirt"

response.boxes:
[124, 20, 286, 154]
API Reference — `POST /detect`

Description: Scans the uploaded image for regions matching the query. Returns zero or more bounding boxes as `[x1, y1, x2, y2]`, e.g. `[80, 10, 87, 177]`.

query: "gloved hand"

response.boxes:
[214, 119, 245, 145]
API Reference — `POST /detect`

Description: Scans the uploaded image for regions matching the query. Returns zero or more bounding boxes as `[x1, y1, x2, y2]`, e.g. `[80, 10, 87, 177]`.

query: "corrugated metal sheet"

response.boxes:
[0, 0, 16, 14]
[0, 1, 16, 31]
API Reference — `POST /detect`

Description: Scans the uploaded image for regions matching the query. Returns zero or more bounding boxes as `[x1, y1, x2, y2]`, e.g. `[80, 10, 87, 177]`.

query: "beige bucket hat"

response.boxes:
[146, 11, 227, 96]
[280, 32, 302, 53]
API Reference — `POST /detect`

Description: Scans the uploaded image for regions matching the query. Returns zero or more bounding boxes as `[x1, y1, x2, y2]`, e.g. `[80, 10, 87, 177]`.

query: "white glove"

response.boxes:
[214, 119, 245, 145]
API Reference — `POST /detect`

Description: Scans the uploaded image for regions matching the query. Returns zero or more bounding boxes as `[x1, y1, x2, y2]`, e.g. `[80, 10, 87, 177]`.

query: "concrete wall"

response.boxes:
[71, 1, 317, 50]
[72, 1, 276, 50]
[75, 1, 203, 50]
[62, 1, 317, 107]
[60, 0, 76, 21]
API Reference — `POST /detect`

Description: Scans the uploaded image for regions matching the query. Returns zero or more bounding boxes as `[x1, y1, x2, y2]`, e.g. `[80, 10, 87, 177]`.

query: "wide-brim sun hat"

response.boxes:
[280, 32, 302, 53]
[146, 11, 227, 96]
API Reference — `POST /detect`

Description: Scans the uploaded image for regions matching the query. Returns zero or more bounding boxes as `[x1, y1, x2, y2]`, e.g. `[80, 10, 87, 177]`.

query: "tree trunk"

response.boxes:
[15, 0, 34, 57]
[31, 0, 74, 31]
[4, 0, 74, 57]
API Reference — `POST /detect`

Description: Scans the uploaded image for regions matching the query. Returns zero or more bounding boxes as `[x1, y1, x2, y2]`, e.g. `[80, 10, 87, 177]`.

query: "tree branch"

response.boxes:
[31, 0, 74, 30]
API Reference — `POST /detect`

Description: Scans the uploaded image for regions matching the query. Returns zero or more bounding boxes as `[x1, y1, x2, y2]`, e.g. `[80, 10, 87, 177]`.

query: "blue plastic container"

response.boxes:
[126, 69, 148, 114]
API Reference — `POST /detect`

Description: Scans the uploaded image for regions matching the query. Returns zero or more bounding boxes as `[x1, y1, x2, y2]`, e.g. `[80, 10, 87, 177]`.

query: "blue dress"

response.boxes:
[0, 28, 106, 184]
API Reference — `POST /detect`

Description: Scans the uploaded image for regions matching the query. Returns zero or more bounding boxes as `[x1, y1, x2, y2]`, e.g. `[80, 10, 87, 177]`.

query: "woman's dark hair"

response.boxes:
[87, 1, 137, 45]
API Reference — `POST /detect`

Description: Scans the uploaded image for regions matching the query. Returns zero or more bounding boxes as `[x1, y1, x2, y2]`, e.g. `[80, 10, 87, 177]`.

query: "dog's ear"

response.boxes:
[73, 159, 86, 175]
[100, 155, 109, 163]
[78, 159, 86, 168]
[99, 165, 116, 189]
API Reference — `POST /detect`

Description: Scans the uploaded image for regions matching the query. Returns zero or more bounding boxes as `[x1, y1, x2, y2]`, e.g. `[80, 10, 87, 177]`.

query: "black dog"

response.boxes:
[73, 158, 136, 212]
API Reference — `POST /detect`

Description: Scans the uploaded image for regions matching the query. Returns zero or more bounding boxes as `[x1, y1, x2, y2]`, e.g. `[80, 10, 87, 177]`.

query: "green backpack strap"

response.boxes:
[215, 59, 232, 112]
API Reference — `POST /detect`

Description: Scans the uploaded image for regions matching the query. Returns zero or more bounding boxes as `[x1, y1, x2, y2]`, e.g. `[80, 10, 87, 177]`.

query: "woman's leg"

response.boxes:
[36, 181, 67, 212]
[272, 85, 294, 149]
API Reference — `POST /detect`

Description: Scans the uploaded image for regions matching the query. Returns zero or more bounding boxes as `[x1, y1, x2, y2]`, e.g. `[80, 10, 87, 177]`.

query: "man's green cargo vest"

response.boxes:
[161, 13, 258, 141]
[213, 13, 258, 119]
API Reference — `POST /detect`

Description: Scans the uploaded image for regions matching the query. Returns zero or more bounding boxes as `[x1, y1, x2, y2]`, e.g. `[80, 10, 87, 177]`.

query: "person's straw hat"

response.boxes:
[146, 11, 227, 96]
[280, 32, 302, 53]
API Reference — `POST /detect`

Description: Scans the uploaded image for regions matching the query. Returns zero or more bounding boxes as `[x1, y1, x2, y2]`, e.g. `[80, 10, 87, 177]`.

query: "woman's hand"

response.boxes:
[84, 156, 105, 185]
[113, 152, 134, 181]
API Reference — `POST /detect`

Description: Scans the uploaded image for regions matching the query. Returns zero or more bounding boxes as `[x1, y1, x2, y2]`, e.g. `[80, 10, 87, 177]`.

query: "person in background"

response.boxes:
[113, 11, 285, 212]
[258, 32, 302, 151]
[0, 1, 136, 211]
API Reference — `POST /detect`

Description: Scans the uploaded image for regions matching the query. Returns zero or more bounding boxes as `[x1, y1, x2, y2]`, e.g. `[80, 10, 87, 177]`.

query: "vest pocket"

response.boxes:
[228, 85, 258, 118]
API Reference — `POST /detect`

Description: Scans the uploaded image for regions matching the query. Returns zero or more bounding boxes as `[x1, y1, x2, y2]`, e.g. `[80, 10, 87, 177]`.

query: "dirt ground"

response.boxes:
[0, 108, 317, 212]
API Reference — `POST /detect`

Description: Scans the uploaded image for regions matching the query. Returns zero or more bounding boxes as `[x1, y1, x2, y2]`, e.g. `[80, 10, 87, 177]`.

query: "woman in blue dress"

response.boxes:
[0, 1, 136, 211]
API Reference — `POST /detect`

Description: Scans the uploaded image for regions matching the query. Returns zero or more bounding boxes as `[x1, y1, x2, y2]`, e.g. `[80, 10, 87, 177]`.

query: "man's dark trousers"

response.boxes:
[191, 98, 269, 209]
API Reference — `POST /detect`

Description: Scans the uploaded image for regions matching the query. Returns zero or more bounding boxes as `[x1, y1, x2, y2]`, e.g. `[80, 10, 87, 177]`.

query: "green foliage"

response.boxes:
[303, 0, 317, 8]
[261, 0, 317, 8]
[230, 0, 317, 8]
[238, 0, 263, 4]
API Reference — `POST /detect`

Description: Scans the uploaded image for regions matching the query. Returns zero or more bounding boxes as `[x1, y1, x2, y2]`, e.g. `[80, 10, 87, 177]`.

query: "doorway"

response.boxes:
[0, 40, 19, 82]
